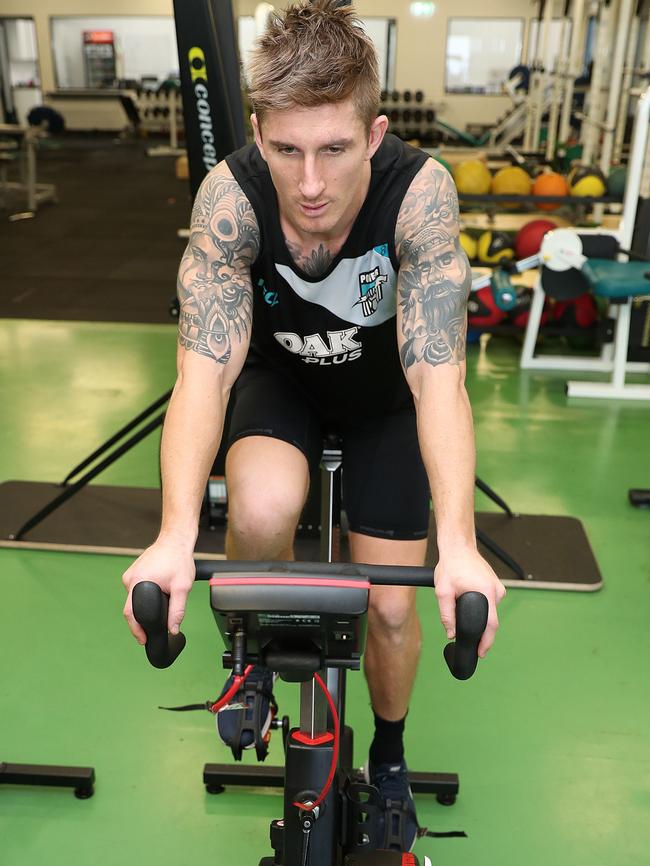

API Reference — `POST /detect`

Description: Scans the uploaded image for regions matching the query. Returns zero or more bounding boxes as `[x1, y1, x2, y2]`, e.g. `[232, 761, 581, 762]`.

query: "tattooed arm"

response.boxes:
[396, 160, 505, 656]
[121, 164, 259, 643]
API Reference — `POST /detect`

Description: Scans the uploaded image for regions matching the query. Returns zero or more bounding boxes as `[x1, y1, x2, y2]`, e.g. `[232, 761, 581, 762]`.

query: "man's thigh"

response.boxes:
[342, 408, 431, 550]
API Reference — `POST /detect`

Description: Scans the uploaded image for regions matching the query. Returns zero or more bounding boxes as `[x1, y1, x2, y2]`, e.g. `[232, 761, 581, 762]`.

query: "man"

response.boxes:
[122, 0, 505, 851]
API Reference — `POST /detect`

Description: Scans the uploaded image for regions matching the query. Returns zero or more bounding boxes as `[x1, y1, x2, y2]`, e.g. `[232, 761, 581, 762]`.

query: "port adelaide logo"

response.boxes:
[354, 266, 387, 318]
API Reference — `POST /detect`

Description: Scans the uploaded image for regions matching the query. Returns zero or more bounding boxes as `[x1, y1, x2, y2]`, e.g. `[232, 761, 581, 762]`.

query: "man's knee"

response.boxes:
[225, 437, 310, 554]
[368, 587, 420, 642]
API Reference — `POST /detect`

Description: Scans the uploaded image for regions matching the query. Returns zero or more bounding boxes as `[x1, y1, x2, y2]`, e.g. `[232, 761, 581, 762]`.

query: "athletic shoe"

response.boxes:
[216, 665, 276, 755]
[365, 757, 419, 852]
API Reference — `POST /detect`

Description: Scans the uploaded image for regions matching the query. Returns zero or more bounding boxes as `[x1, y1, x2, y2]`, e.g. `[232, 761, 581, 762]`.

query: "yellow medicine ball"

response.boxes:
[477, 231, 515, 264]
[459, 231, 478, 260]
[491, 166, 532, 196]
[568, 165, 607, 198]
[453, 160, 492, 195]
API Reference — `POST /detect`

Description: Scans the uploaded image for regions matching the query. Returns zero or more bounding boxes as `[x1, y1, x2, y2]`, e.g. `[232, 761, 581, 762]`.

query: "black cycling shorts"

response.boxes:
[224, 365, 431, 541]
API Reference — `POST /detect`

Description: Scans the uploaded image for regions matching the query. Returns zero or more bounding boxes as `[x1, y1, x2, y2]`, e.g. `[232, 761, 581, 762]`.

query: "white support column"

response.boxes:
[612, 15, 640, 165]
[532, 0, 554, 151]
[559, 0, 587, 143]
[582, 2, 614, 165]
[546, 13, 573, 161]
[599, 0, 635, 176]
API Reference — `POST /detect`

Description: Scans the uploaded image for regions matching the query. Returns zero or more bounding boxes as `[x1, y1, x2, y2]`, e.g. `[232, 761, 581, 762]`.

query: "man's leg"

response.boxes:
[349, 533, 427, 725]
[225, 435, 311, 560]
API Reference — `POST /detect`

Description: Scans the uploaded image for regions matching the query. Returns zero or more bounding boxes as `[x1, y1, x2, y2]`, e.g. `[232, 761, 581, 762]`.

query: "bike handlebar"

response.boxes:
[133, 560, 489, 680]
[194, 559, 436, 586]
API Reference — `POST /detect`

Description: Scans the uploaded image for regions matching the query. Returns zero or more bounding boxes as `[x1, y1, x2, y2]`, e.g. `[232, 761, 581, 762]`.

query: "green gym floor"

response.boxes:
[1, 317, 649, 866]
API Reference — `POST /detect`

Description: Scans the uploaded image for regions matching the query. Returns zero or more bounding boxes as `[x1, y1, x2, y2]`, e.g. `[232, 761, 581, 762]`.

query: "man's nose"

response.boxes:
[298, 157, 326, 200]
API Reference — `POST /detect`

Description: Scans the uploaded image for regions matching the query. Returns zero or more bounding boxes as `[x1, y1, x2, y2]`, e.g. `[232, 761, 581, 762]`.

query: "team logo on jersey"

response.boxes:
[258, 277, 279, 307]
[274, 327, 362, 365]
[354, 266, 387, 318]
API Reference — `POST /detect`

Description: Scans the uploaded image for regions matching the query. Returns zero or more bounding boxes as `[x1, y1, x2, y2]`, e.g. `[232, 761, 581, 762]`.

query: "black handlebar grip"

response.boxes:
[132, 581, 186, 669]
[443, 592, 489, 680]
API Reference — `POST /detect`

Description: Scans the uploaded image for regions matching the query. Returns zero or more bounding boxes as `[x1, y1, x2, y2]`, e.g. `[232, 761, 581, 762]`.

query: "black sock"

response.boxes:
[369, 711, 406, 766]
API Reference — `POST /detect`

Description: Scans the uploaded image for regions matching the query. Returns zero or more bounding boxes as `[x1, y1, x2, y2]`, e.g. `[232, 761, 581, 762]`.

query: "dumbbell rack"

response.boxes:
[380, 89, 440, 145]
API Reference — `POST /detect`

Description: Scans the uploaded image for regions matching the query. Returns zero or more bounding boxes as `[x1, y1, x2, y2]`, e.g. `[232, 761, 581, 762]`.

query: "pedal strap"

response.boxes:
[227, 679, 276, 762]
[417, 827, 468, 839]
[382, 798, 413, 851]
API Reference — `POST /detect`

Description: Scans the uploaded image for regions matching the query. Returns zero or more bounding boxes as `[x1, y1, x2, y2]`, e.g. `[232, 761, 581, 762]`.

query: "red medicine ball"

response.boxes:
[514, 219, 557, 260]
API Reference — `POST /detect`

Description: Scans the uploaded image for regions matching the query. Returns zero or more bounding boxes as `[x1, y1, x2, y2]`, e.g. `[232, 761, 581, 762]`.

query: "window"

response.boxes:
[238, 15, 396, 92]
[51, 16, 178, 89]
[445, 18, 524, 95]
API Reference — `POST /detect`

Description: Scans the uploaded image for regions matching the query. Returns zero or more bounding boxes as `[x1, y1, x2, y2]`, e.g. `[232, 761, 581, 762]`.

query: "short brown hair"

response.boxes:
[247, 0, 380, 132]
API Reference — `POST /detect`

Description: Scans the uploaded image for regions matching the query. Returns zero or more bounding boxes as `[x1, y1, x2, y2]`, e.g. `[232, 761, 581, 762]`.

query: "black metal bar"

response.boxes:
[459, 193, 622, 205]
[475, 477, 514, 517]
[0, 762, 95, 797]
[10, 413, 166, 541]
[476, 527, 527, 580]
[61, 389, 172, 484]
[196, 559, 435, 586]
[203, 763, 284, 789]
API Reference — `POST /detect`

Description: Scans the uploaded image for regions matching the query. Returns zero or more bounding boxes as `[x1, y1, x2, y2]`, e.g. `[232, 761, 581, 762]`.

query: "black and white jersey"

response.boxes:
[226, 133, 427, 421]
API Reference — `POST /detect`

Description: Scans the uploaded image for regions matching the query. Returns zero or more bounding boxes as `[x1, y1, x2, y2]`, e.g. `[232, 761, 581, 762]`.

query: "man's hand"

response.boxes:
[434, 549, 506, 658]
[121, 537, 196, 645]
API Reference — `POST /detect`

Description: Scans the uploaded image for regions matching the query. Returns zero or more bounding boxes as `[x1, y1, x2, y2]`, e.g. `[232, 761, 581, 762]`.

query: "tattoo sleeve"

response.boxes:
[396, 162, 471, 369]
[176, 169, 259, 364]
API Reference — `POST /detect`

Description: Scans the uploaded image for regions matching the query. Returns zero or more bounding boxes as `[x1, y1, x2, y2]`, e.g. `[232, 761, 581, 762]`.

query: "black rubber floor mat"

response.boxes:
[0, 481, 602, 591]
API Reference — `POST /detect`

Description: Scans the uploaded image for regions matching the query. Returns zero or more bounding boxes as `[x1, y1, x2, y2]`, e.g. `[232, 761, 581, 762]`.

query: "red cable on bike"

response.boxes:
[209, 664, 254, 714]
[292, 672, 340, 812]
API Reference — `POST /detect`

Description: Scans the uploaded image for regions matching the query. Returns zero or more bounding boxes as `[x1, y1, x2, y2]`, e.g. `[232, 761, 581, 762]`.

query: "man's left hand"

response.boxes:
[434, 548, 506, 657]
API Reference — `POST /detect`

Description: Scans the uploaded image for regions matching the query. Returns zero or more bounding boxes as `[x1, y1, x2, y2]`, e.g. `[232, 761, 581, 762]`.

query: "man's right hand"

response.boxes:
[122, 538, 196, 645]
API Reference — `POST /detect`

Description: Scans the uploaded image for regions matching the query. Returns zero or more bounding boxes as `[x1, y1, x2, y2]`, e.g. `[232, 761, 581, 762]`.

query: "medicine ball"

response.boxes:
[468, 287, 507, 328]
[607, 165, 627, 198]
[568, 165, 606, 198]
[514, 219, 557, 259]
[491, 166, 532, 197]
[459, 231, 478, 260]
[477, 231, 515, 264]
[454, 159, 492, 195]
[531, 171, 569, 211]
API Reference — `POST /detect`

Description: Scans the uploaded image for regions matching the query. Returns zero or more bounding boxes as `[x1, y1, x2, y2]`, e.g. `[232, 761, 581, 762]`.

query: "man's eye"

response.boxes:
[279, 147, 297, 155]
[326, 146, 343, 155]
[437, 253, 453, 267]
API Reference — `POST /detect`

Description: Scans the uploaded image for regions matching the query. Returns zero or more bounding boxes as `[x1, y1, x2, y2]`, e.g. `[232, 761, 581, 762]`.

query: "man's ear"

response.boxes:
[251, 114, 267, 160]
[366, 114, 389, 160]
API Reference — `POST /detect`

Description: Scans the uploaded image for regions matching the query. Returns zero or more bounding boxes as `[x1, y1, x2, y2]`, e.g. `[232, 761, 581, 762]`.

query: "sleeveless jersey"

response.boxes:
[225, 133, 428, 421]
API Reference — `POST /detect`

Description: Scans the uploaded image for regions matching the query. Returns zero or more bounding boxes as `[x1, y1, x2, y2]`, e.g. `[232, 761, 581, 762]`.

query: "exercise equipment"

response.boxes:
[568, 165, 607, 198]
[131, 436, 488, 865]
[477, 230, 515, 264]
[453, 160, 491, 195]
[174, 0, 246, 197]
[491, 166, 532, 197]
[520, 86, 650, 399]
[514, 219, 558, 259]
[459, 231, 477, 260]
[531, 171, 569, 211]
[0, 762, 95, 798]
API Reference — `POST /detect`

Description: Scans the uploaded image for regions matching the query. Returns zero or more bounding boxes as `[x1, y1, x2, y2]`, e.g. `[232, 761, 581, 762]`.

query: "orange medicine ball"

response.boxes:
[532, 171, 569, 211]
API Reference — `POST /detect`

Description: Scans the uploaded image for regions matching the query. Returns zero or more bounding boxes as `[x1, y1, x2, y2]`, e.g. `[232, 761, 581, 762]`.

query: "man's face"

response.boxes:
[253, 98, 386, 238]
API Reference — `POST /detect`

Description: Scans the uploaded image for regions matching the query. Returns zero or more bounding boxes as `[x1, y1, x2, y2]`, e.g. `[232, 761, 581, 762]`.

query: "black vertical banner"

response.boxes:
[173, 0, 246, 200]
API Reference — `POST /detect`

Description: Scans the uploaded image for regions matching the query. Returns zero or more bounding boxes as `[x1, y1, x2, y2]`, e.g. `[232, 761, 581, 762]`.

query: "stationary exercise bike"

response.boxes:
[132, 438, 489, 866]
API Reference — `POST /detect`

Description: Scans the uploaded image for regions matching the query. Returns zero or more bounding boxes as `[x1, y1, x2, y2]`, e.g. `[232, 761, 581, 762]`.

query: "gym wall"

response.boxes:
[0, 0, 549, 132]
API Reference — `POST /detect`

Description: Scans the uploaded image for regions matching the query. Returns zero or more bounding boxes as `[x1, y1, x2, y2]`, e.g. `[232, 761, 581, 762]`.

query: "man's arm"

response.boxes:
[122, 163, 259, 642]
[395, 159, 505, 655]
